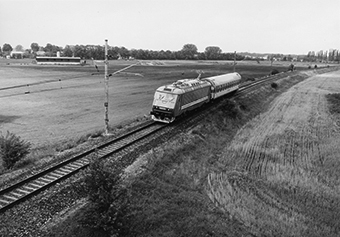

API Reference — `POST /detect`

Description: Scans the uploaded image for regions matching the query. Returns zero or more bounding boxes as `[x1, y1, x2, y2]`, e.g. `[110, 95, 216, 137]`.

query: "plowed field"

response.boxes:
[207, 70, 340, 236]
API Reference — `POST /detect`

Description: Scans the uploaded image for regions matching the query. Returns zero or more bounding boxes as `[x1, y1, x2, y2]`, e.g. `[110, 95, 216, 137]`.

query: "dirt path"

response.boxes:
[207, 70, 340, 236]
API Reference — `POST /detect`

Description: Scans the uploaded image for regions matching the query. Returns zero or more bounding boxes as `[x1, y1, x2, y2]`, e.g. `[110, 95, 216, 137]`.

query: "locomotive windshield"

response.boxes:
[153, 91, 178, 109]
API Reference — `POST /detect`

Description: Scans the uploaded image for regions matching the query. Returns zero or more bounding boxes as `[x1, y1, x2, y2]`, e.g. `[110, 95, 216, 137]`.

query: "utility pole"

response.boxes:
[233, 51, 236, 72]
[104, 39, 109, 135]
[270, 55, 274, 70]
[102, 39, 141, 135]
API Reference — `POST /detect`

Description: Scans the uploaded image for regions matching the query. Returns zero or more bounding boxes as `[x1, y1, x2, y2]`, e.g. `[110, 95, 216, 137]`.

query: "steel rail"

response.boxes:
[0, 121, 166, 213]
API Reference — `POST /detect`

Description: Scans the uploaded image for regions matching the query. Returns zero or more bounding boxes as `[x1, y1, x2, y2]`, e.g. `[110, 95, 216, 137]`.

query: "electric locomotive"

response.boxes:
[150, 72, 241, 123]
[150, 78, 211, 123]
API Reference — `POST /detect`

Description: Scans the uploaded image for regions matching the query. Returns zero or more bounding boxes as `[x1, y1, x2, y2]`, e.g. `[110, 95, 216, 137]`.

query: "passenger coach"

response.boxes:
[203, 72, 241, 99]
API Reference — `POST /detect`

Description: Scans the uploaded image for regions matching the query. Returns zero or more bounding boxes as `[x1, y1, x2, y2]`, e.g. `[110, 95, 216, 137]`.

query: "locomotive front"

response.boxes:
[150, 86, 179, 123]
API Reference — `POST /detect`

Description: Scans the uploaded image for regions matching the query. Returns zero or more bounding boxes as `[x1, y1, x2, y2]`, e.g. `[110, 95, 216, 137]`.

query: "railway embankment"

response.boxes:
[1, 67, 340, 237]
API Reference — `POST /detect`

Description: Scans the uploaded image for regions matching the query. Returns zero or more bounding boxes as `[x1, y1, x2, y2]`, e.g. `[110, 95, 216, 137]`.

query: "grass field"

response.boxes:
[0, 58, 317, 149]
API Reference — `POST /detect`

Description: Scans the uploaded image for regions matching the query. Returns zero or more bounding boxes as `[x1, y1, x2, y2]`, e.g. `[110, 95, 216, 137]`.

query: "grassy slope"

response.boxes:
[207, 70, 340, 236]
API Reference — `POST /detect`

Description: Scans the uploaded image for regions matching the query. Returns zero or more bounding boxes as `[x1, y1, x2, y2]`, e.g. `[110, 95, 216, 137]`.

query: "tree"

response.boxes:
[14, 45, 24, 52]
[205, 46, 222, 60]
[323, 50, 328, 62]
[30, 42, 39, 52]
[44, 43, 53, 56]
[73, 45, 86, 58]
[63, 45, 73, 57]
[94, 45, 104, 59]
[165, 50, 176, 60]
[52, 45, 63, 55]
[181, 43, 198, 60]
[2, 43, 13, 53]
[44, 43, 53, 52]
[119, 46, 130, 59]
[0, 131, 31, 169]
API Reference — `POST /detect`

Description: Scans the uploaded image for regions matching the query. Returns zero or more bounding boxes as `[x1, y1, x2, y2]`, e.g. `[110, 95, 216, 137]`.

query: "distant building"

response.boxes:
[35, 56, 81, 65]
[36, 50, 46, 56]
[10, 51, 24, 59]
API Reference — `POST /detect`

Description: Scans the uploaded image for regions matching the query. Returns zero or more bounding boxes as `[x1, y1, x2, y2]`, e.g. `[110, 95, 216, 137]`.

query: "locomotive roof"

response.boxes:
[157, 78, 211, 94]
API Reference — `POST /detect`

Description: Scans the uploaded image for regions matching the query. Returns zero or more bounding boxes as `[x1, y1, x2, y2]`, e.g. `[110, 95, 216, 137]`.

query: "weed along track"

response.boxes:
[0, 121, 166, 213]
[206, 69, 340, 236]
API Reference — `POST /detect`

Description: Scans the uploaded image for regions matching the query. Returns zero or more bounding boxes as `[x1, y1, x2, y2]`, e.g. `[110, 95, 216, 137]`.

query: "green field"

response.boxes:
[0, 58, 316, 148]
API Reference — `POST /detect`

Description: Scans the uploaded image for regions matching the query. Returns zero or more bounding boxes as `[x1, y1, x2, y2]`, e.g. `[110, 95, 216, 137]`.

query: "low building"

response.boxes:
[10, 51, 24, 59]
[35, 56, 81, 65]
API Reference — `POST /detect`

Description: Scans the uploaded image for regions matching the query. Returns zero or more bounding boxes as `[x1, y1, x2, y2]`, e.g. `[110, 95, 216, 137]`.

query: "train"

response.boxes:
[150, 72, 242, 123]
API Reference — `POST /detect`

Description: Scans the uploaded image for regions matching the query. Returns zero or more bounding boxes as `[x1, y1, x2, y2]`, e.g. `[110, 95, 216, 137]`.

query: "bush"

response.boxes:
[326, 93, 340, 114]
[82, 159, 129, 236]
[270, 69, 279, 75]
[271, 82, 278, 89]
[288, 64, 295, 71]
[0, 131, 31, 169]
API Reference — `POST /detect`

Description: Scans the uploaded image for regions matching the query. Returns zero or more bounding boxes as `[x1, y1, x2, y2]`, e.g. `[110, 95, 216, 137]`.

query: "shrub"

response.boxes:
[326, 93, 340, 114]
[287, 64, 295, 71]
[271, 82, 278, 89]
[13, 157, 35, 169]
[0, 131, 31, 169]
[246, 77, 256, 82]
[82, 159, 129, 236]
[270, 69, 279, 75]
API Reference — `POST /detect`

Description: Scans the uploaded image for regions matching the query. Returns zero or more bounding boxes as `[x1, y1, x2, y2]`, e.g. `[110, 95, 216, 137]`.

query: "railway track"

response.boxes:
[0, 120, 166, 213]
[239, 70, 295, 93]
[1, 68, 332, 214]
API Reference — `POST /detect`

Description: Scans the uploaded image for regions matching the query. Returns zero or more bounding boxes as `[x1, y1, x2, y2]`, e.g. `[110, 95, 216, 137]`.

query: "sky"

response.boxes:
[0, 0, 339, 55]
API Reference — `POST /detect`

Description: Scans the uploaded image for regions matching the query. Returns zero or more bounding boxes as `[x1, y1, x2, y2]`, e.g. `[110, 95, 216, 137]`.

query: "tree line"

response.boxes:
[305, 49, 340, 63]
[1, 42, 340, 63]
[0, 42, 243, 61]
